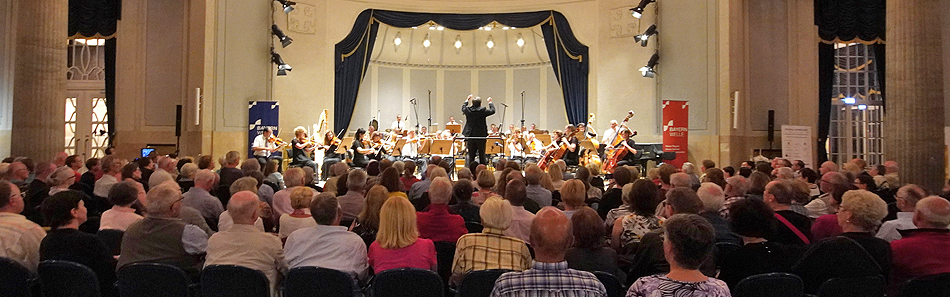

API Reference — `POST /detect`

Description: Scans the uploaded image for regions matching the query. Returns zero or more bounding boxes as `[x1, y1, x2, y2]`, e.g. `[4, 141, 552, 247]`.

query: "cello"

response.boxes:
[603, 111, 635, 173]
[538, 129, 577, 170]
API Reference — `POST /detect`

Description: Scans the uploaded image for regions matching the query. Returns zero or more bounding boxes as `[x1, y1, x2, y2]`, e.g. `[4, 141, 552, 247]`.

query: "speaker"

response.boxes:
[767, 110, 774, 142]
[176, 105, 183, 137]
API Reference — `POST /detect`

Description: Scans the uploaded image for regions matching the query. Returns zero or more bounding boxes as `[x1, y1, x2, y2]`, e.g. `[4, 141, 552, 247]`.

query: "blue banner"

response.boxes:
[248, 101, 280, 158]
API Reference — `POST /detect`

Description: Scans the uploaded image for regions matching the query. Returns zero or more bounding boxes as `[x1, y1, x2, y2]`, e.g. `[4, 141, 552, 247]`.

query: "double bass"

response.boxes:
[603, 111, 635, 173]
[538, 129, 577, 170]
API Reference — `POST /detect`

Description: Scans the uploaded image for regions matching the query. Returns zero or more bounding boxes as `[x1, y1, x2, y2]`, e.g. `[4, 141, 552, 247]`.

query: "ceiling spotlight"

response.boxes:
[503, 26, 510, 30]
[630, 0, 655, 19]
[485, 26, 492, 31]
[271, 48, 291, 76]
[275, 0, 296, 14]
[423, 34, 431, 48]
[516, 33, 525, 48]
[634, 24, 657, 47]
[437, 26, 444, 31]
[272, 24, 293, 48]
[454, 35, 462, 49]
[486, 35, 494, 49]
[428, 26, 435, 30]
[639, 52, 659, 78]
[393, 32, 402, 46]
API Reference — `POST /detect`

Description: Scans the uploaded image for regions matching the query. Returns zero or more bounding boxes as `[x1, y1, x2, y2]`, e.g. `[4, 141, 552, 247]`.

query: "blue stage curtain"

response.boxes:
[334, 10, 589, 132]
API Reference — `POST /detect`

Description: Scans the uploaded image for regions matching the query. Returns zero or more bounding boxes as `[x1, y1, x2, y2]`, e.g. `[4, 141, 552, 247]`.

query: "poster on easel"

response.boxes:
[781, 125, 813, 168]
[662, 100, 689, 168]
[248, 101, 280, 158]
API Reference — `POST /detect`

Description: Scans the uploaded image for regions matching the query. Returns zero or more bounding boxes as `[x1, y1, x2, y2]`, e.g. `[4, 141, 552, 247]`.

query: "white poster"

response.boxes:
[781, 125, 813, 167]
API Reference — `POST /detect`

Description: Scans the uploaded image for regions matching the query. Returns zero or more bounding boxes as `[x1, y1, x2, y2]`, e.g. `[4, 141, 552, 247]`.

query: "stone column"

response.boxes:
[11, 0, 67, 160]
[885, 0, 945, 192]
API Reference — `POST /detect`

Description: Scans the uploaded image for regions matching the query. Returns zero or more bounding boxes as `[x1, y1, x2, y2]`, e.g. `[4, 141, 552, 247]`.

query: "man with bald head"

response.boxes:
[889, 196, 950, 294]
[818, 161, 838, 176]
[670, 172, 692, 189]
[206, 191, 285, 296]
[877, 184, 928, 242]
[805, 171, 849, 219]
[491, 207, 606, 297]
[182, 169, 225, 221]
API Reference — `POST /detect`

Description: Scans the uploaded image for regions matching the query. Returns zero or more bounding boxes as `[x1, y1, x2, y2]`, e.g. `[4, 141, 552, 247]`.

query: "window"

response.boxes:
[827, 43, 884, 167]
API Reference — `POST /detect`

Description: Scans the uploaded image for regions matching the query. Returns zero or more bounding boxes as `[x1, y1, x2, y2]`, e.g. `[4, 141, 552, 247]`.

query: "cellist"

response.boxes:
[612, 128, 639, 167]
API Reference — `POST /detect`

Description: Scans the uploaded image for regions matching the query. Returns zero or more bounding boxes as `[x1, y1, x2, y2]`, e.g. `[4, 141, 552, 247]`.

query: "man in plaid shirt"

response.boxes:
[490, 207, 607, 297]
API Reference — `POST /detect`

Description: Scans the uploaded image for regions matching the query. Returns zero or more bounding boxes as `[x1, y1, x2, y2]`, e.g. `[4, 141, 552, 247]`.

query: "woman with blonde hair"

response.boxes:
[547, 163, 566, 191]
[559, 179, 587, 218]
[278, 186, 317, 239]
[368, 196, 437, 273]
[351, 185, 390, 247]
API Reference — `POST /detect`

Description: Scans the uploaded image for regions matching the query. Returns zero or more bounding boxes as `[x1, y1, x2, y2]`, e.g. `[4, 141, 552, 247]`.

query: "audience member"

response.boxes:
[351, 187, 389, 247]
[889, 196, 950, 294]
[450, 181, 480, 223]
[798, 167, 820, 197]
[877, 184, 927, 242]
[722, 166, 735, 178]
[78, 158, 100, 190]
[598, 166, 631, 219]
[24, 162, 55, 223]
[117, 183, 208, 272]
[48, 166, 77, 196]
[278, 186, 317, 239]
[416, 177, 468, 243]
[369, 196, 437, 273]
[378, 167, 406, 199]
[93, 156, 122, 197]
[696, 183, 741, 245]
[504, 179, 535, 244]
[627, 188, 711, 282]
[150, 157, 179, 187]
[218, 151, 244, 191]
[408, 165, 443, 201]
[272, 168, 305, 217]
[718, 176, 750, 218]
[680, 162, 701, 189]
[338, 169, 368, 224]
[610, 180, 662, 260]
[181, 169, 224, 221]
[177, 163, 198, 192]
[39, 190, 116, 297]
[718, 198, 801, 288]
[565, 207, 620, 278]
[747, 171, 771, 199]
[263, 160, 284, 191]
[491, 207, 607, 297]
[547, 163, 566, 191]
[765, 180, 813, 246]
[626, 214, 730, 297]
[524, 165, 553, 208]
[0, 180, 45, 271]
[874, 161, 900, 189]
[471, 168, 499, 206]
[100, 181, 144, 231]
[702, 168, 726, 189]
[670, 172, 692, 189]
[811, 184, 858, 241]
[284, 193, 369, 282]
[559, 179, 586, 218]
[451, 197, 532, 285]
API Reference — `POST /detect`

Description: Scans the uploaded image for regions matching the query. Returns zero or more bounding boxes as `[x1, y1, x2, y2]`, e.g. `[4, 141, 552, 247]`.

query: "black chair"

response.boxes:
[900, 272, 950, 297]
[733, 273, 803, 297]
[38, 260, 100, 297]
[283, 267, 359, 297]
[592, 271, 625, 297]
[0, 257, 36, 297]
[116, 263, 194, 297]
[817, 275, 885, 297]
[433, 241, 456, 293]
[370, 268, 444, 297]
[97, 229, 124, 255]
[714, 242, 742, 268]
[201, 265, 269, 297]
[457, 269, 512, 297]
[465, 221, 483, 233]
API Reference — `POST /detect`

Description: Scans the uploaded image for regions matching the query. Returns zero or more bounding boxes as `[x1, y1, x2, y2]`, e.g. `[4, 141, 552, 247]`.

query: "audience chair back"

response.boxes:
[465, 221, 483, 233]
[0, 257, 36, 297]
[900, 272, 950, 297]
[370, 268, 444, 297]
[117, 262, 194, 297]
[714, 242, 742, 268]
[201, 265, 269, 297]
[592, 271, 625, 297]
[817, 275, 884, 297]
[457, 269, 513, 297]
[38, 260, 100, 297]
[433, 241, 456, 294]
[97, 229, 124, 255]
[283, 267, 359, 297]
[733, 273, 803, 297]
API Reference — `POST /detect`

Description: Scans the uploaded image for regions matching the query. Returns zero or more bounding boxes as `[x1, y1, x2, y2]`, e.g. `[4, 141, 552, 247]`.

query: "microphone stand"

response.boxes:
[427, 90, 432, 129]
[520, 91, 525, 129]
[499, 103, 508, 134]
[410, 98, 420, 129]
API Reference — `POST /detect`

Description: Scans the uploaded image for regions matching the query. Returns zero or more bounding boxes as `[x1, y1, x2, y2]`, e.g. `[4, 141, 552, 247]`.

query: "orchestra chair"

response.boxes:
[116, 262, 196, 297]
[201, 265, 269, 297]
[370, 268, 444, 297]
[282, 267, 360, 297]
[733, 273, 803, 297]
[282, 146, 293, 170]
[816, 275, 885, 297]
[0, 257, 36, 297]
[38, 260, 100, 297]
[899, 273, 950, 297]
[454, 269, 513, 297]
[593, 271, 626, 297]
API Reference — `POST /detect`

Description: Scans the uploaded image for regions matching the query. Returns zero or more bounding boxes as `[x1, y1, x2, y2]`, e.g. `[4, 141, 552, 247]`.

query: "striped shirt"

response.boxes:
[451, 227, 532, 285]
[0, 212, 47, 271]
[491, 261, 607, 297]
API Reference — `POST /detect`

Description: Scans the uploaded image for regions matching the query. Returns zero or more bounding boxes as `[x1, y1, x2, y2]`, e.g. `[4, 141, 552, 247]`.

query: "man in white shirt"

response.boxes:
[446, 116, 459, 125]
[877, 184, 927, 242]
[252, 128, 281, 169]
[0, 181, 46, 271]
[206, 191, 286, 296]
[391, 114, 407, 132]
[284, 193, 369, 282]
[600, 120, 619, 144]
[93, 155, 121, 197]
[401, 130, 421, 160]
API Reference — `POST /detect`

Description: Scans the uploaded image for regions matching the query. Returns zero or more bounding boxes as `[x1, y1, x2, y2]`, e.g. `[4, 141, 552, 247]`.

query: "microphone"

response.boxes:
[494, 142, 503, 147]
[409, 98, 416, 104]
[521, 90, 525, 95]
[500, 103, 509, 107]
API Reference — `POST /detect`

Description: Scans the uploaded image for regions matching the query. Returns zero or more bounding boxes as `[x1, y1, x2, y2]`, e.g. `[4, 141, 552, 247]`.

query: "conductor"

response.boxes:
[461, 94, 495, 172]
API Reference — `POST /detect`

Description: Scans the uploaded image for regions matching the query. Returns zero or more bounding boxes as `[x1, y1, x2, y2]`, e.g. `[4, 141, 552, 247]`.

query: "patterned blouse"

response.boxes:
[618, 214, 664, 249]
[626, 275, 731, 297]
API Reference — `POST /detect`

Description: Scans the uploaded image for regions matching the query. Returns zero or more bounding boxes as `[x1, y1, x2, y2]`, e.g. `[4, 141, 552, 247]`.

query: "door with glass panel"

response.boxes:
[65, 88, 109, 159]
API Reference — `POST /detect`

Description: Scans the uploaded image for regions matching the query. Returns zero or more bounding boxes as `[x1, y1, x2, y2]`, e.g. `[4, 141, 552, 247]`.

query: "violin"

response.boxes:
[267, 135, 287, 147]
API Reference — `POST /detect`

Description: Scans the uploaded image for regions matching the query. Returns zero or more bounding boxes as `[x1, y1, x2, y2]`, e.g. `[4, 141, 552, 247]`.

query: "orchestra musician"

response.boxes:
[391, 114, 407, 132]
[461, 95, 496, 172]
[251, 127, 282, 169]
[505, 129, 525, 160]
[524, 133, 543, 157]
[290, 126, 318, 173]
[351, 128, 374, 168]
[611, 128, 639, 167]
[419, 125, 429, 136]
[367, 132, 392, 161]
[318, 131, 343, 180]
[446, 116, 459, 125]
[488, 124, 501, 137]
[560, 125, 581, 166]
[601, 120, 620, 145]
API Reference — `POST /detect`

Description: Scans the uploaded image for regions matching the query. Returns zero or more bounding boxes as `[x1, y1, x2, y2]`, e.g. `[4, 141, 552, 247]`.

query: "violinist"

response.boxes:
[561, 125, 581, 166]
[524, 133, 543, 160]
[506, 129, 525, 159]
[252, 128, 283, 169]
[351, 128, 374, 168]
[290, 126, 318, 173]
[319, 131, 343, 180]
[612, 128, 639, 167]
[401, 129, 422, 162]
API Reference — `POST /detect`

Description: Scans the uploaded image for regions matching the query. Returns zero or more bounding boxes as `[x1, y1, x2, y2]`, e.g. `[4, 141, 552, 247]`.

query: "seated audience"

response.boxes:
[450, 181, 480, 223]
[504, 179, 535, 244]
[368, 196, 437, 273]
[263, 159, 284, 191]
[805, 172, 849, 219]
[792, 189, 890, 294]
[877, 184, 927, 242]
[284, 193, 369, 282]
[338, 169, 368, 223]
[451, 197, 532, 285]
[599, 167, 632, 220]
[696, 182, 741, 245]
[378, 167, 407, 199]
[100, 181, 145, 231]
[559, 179, 586, 218]
[93, 156, 122, 197]
[611, 180, 663, 260]
[399, 161, 419, 190]
[181, 169, 225, 221]
[719, 198, 802, 289]
[889, 196, 950, 295]
[416, 177, 468, 243]
[626, 214, 730, 297]
[471, 169, 500, 206]
[205, 191, 286, 297]
[278, 186, 317, 239]
[408, 165, 440, 202]
[117, 183, 209, 271]
[351, 186, 389, 247]
[627, 188, 713, 282]
[811, 184, 858, 241]
[670, 172, 692, 189]
[764, 180, 813, 246]
[40, 190, 117, 297]
[47, 166, 77, 196]
[565, 206, 620, 278]
[177, 163, 198, 193]
[272, 168, 306, 217]
[702, 168, 727, 189]
[718, 176, 749, 218]
[491, 207, 607, 297]
[524, 165, 553, 208]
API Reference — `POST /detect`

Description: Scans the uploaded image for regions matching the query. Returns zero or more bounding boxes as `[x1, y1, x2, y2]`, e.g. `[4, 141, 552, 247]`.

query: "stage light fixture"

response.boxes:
[394, 36, 402, 46]
[271, 24, 294, 48]
[630, 0, 655, 19]
[454, 35, 462, 49]
[639, 52, 659, 78]
[271, 48, 292, 76]
[517, 33, 525, 48]
[275, 0, 296, 13]
[486, 35, 495, 49]
[423, 34, 431, 48]
[634, 24, 657, 47]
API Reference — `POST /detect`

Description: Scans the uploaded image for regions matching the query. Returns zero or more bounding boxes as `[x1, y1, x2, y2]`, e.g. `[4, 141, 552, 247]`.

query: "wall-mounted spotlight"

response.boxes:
[272, 24, 293, 48]
[634, 24, 657, 47]
[516, 33, 525, 48]
[393, 33, 402, 46]
[423, 33, 431, 48]
[454, 35, 462, 54]
[271, 48, 292, 76]
[275, 0, 296, 13]
[486, 35, 495, 49]
[630, 0, 655, 19]
[639, 52, 659, 78]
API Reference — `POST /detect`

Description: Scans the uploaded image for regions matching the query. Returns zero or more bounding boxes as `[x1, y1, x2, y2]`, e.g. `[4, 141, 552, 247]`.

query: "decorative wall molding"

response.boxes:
[287, 2, 317, 35]
[609, 7, 636, 38]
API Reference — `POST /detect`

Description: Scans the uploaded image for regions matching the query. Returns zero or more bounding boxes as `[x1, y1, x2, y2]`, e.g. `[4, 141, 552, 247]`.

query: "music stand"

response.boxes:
[390, 139, 406, 156]
[579, 140, 597, 151]
[487, 139, 504, 155]
[335, 137, 354, 154]
[445, 124, 461, 135]
[430, 139, 455, 156]
[536, 134, 552, 146]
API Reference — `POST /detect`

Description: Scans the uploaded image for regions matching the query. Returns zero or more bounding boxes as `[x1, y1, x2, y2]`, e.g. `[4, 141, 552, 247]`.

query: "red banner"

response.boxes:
[662, 100, 689, 168]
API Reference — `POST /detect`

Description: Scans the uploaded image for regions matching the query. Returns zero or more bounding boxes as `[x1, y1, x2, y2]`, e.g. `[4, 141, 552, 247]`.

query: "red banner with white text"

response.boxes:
[662, 100, 689, 168]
